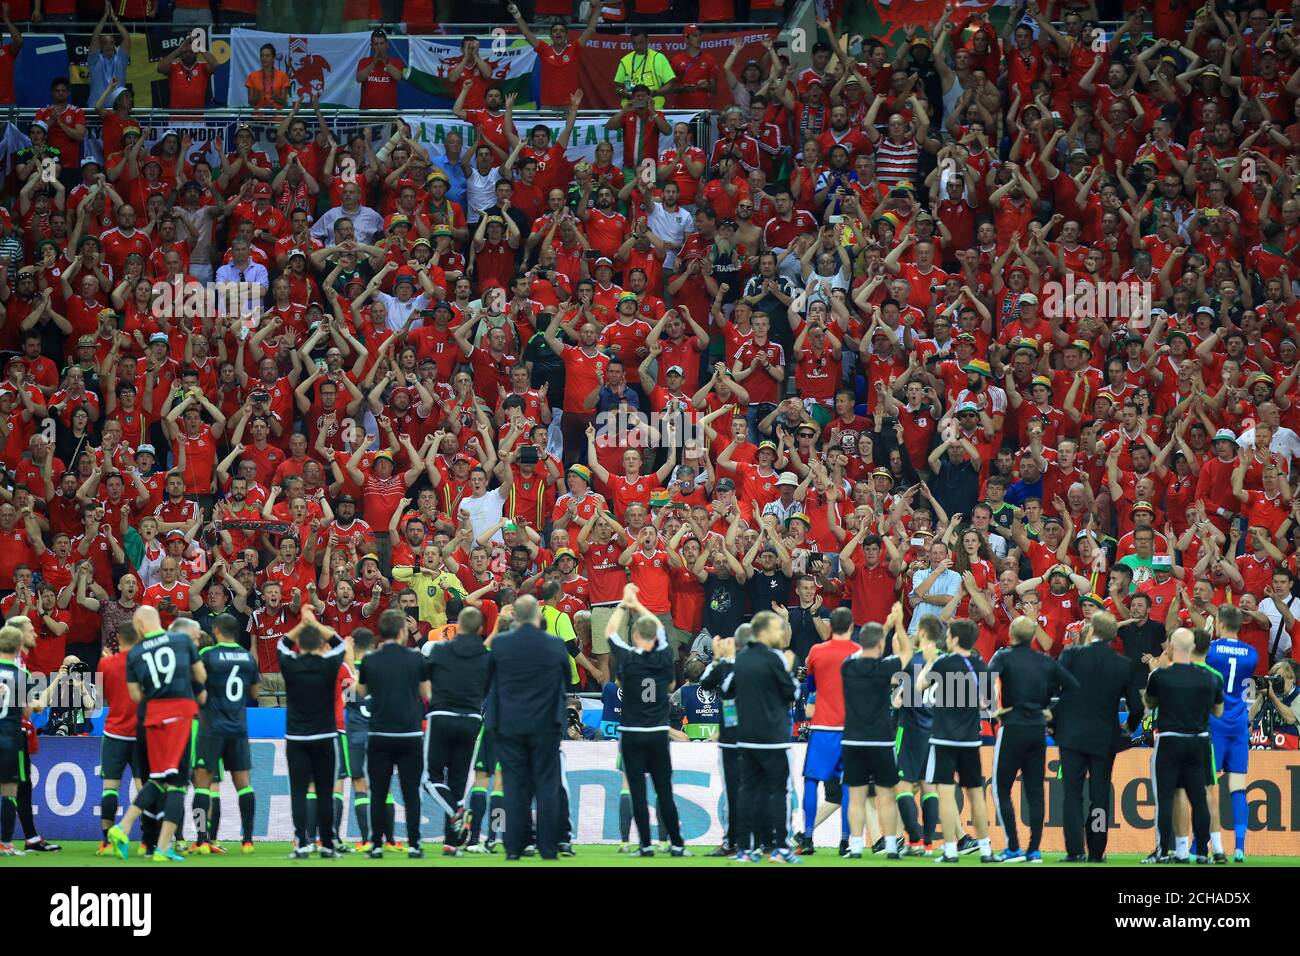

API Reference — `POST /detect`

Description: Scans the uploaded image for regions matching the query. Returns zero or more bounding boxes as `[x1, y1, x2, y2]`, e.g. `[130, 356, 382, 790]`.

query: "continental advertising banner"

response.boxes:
[24, 738, 1300, 854]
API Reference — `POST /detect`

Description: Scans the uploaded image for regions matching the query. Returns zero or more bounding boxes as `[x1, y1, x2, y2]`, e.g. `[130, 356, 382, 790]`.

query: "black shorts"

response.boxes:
[926, 743, 984, 789]
[100, 735, 138, 781]
[195, 733, 251, 775]
[473, 727, 499, 775]
[336, 732, 368, 780]
[0, 732, 21, 785]
[895, 724, 931, 782]
[842, 744, 900, 789]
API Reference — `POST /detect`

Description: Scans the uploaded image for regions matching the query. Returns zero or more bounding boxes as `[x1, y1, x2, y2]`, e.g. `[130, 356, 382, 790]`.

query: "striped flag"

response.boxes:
[404, 36, 538, 109]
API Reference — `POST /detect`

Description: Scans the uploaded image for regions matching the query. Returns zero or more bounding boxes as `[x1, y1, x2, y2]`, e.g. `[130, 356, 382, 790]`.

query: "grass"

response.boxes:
[8, 842, 1300, 867]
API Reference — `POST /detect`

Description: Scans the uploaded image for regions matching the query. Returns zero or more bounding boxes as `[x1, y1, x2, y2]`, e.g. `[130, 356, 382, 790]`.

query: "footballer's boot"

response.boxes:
[106, 824, 130, 860]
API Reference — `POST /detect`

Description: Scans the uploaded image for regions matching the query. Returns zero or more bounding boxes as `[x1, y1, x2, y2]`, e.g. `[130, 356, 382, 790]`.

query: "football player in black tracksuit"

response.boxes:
[920, 618, 995, 864]
[841, 606, 911, 860]
[604, 585, 688, 857]
[725, 610, 801, 863]
[358, 609, 431, 860]
[422, 607, 491, 858]
[1144, 627, 1224, 863]
[987, 615, 1079, 862]
[698, 622, 753, 857]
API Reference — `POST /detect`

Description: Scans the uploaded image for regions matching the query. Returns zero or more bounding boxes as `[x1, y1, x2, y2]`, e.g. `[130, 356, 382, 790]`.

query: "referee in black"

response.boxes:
[726, 610, 800, 863]
[421, 607, 490, 858]
[698, 622, 751, 857]
[987, 615, 1079, 863]
[277, 608, 348, 859]
[605, 583, 688, 857]
[1054, 610, 1145, 862]
[358, 608, 431, 860]
[1144, 627, 1224, 863]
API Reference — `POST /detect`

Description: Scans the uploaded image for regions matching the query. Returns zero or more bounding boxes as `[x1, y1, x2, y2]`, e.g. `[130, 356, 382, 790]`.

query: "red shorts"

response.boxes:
[143, 697, 198, 779]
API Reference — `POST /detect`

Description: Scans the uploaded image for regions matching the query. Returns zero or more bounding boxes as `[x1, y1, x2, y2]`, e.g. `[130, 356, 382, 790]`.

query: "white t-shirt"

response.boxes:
[460, 488, 507, 544]
[1258, 595, 1298, 661]
[1237, 426, 1300, 464]
[376, 290, 430, 332]
[647, 202, 694, 266]
[466, 166, 503, 224]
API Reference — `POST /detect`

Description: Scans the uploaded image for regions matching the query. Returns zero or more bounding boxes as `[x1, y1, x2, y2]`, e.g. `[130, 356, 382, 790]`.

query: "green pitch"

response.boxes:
[7, 843, 1299, 867]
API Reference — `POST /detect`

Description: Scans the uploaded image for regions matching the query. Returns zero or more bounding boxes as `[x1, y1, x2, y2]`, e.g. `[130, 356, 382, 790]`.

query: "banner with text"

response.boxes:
[24, 738, 1300, 854]
[572, 29, 779, 112]
[226, 29, 370, 110]
[402, 111, 700, 166]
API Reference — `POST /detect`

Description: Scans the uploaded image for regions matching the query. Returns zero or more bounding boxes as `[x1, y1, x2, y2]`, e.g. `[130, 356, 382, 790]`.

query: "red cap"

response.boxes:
[684, 23, 700, 35]
[252, 182, 272, 198]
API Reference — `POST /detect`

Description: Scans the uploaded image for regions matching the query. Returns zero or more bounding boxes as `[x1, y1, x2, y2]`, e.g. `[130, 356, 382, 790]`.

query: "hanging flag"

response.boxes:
[226, 28, 371, 110]
[404, 35, 538, 109]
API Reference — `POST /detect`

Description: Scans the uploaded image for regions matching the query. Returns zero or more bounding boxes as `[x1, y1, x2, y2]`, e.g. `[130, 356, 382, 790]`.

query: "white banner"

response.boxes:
[402, 111, 702, 167]
[226, 29, 371, 110]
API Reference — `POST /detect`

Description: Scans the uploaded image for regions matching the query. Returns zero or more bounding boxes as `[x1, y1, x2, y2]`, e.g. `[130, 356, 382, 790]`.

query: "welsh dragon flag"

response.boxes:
[840, 0, 1017, 50]
[404, 36, 538, 109]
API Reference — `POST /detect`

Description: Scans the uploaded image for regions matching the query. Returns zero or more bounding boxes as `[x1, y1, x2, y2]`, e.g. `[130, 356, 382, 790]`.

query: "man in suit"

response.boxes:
[1053, 611, 1146, 863]
[484, 595, 571, 860]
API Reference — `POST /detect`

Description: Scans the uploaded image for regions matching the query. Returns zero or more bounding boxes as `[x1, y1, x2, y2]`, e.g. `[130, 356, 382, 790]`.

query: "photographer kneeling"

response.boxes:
[1250, 661, 1300, 750]
[39, 656, 97, 737]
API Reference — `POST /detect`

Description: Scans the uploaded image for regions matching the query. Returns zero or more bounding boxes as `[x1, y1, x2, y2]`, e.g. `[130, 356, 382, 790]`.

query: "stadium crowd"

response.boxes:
[0, 0, 1299, 862]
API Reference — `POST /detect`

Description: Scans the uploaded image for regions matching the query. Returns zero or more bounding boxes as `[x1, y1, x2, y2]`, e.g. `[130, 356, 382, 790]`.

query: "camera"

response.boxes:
[1256, 673, 1286, 696]
[47, 714, 77, 737]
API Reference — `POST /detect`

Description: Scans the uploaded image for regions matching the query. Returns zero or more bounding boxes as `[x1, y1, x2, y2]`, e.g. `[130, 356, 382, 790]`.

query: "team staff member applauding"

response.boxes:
[726, 609, 799, 863]
[605, 583, 689, 857]
[840, 603, 911, 860]
[421, 607, 491, 858]
[359, 609, 430, 859]
[919, 618, 994, 864]
[987, 615, 1079, 863]
[1144, 627, 1224, 864]
[697, 623, 750, 857]
[277, 606, 348, 859]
